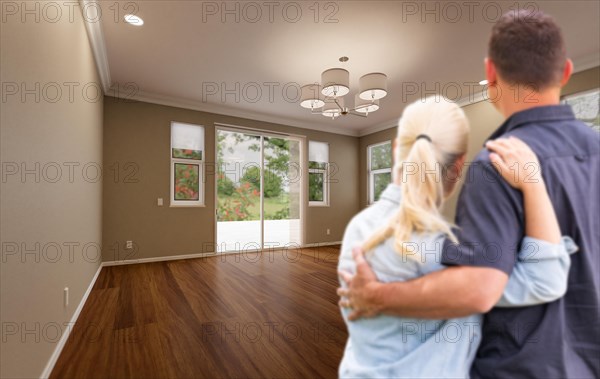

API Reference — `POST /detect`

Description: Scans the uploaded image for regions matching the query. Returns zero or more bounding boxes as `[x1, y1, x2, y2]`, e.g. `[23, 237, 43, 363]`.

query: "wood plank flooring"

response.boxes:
[50, 245, 347, 379]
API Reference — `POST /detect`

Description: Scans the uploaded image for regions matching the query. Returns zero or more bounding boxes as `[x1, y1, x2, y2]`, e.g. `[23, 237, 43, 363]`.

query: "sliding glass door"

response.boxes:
[216, 127, 303, 252]
[262, 136, 302, 250]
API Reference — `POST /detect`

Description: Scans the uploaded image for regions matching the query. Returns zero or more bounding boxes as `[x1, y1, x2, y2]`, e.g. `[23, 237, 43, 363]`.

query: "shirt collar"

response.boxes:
[487, 104, 575, 142]
[379, 183, 402, 204]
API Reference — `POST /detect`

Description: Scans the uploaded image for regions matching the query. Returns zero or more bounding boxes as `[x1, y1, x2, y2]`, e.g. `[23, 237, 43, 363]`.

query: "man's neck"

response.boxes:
[498, 85, 562, 119]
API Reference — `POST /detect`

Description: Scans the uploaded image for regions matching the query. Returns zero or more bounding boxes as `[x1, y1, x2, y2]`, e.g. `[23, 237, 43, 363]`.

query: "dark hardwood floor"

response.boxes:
[50, 245, 347, 379]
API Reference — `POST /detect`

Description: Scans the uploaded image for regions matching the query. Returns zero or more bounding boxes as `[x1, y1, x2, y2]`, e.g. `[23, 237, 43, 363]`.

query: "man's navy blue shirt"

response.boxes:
[442, 105, 600, 378]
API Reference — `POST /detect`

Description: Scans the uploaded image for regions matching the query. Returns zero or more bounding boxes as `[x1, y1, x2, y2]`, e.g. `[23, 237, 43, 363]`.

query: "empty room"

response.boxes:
[2, 1, 600, 378]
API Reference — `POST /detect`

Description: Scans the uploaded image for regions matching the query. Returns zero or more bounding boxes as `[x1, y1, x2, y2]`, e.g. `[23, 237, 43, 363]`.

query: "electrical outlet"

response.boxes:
[326, 229, 331, 235]
[157, 198, 163, 206]
[126, 240, 133, 249]
[64, 287, 69, 307]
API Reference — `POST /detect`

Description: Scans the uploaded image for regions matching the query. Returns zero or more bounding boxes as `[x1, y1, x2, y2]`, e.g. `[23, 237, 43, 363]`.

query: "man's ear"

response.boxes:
[485, 58, 497, 85]
[443, 153, 468, 198]
[560, 59, 573, 87]
[455, 153, 467, 173]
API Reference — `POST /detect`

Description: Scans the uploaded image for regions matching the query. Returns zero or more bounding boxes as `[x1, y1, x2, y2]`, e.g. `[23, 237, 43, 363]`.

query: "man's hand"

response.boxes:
[337, 247, 382, 321]
[337, 247, 508, 319]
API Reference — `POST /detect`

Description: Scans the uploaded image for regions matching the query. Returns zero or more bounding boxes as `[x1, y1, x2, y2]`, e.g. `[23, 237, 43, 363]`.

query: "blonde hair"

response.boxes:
[363, 97, 469, 255]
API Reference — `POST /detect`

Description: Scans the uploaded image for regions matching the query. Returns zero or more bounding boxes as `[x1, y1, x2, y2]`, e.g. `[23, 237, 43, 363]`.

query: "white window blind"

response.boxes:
[308, 141, 329, 165]
[171, 122, 204, 158]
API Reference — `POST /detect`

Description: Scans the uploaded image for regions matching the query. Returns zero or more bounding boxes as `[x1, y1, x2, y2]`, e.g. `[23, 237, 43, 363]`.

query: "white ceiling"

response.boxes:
[94, 1, 600, 136]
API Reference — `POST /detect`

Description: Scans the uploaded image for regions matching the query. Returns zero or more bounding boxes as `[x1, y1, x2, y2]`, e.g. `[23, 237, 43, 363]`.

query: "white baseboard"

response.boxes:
[39, 241, 342, 377]
[102, 242, 342, 267]
[40, 241, 342, 379]
[102, 251, 217, 266]
[302, 241, 342, 248]
[40, 263, 103, 379]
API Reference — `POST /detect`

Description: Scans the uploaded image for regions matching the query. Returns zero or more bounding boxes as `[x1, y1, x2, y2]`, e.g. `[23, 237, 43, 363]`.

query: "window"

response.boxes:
[368, 141, 392, 204]
[308, 141, 329, 206]
[562, 88, 600, 132]
[170, 122, 205, 207]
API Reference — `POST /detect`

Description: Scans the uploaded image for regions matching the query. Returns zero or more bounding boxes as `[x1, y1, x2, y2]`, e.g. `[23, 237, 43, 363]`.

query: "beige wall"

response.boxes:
[562, 66, 600, 97]
[358, 66, 600, 221]
[441, 101, 505, 220]
[356, 103, 503, 220]
[0, 5, 104, 379]
[356, 102, 504, 220]
[102, 98, 360, 262]
[444, 66, 600, 220]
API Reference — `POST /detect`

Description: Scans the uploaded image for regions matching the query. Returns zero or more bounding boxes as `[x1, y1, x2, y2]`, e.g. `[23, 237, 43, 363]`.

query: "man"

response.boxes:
[338, 10, 599, 378]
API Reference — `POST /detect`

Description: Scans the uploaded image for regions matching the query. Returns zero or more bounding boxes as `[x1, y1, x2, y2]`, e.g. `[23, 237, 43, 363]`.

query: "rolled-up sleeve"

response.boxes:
[441, 159, 524, 275]
[496, 236, 578, 307]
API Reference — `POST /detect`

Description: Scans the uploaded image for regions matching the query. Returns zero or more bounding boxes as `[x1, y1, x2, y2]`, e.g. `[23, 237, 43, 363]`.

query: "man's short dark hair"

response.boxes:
[489, 10, 566, 90]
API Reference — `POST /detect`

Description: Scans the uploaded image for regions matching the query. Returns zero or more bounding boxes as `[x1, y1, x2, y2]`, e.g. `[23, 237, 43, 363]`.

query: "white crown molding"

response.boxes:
[454, 52, 600, 109]
[456, 89, 488, 108]
[80, 0, 111, 93]
[573, 51, 600, 73]
[107, 88, 360, 137]
[358, 118, 398, 137]
[353, 54, 600, 137]
[78, 7, 376, 138]
[82, 9, 598, 138]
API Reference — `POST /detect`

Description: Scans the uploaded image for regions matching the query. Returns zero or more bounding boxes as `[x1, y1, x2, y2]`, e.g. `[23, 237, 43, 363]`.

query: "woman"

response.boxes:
[337, 97, 577, 378]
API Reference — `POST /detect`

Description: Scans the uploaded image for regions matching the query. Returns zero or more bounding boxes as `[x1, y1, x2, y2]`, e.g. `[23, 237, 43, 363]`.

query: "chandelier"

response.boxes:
[299, 57, 388, 119]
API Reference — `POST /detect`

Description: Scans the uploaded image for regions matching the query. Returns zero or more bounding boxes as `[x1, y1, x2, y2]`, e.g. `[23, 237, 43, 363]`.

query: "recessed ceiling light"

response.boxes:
[479, 79, 488, 85]
[124, 14, 144, 26]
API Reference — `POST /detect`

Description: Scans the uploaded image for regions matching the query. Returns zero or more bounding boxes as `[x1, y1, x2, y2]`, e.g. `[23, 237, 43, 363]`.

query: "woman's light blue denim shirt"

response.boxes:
[338, 184, 577, 378]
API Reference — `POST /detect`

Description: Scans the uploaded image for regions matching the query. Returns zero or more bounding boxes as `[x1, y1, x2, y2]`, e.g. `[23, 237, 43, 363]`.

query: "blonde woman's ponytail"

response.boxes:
[362, 97, 469, 256]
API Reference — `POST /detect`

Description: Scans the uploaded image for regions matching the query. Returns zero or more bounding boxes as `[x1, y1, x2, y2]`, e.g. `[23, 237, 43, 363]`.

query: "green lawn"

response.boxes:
[218, 193, 289, 220]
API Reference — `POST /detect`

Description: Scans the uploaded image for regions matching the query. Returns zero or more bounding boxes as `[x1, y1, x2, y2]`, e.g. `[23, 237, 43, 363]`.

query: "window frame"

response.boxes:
[561, 87, 600, 132]
[308, 141, 330, 207]
[367, 140, 393, 205]
[308, 167, 329, 207]
[170, 121, 205, 207]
